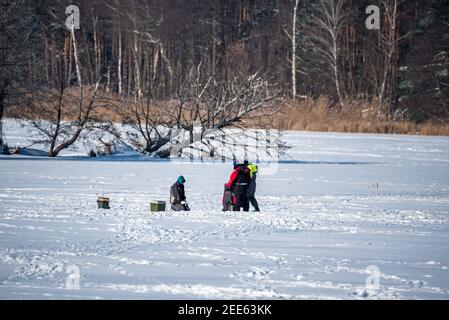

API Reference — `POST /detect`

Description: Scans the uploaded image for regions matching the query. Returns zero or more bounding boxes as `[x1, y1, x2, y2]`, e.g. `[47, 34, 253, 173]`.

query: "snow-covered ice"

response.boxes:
[1, 120, 449, 299]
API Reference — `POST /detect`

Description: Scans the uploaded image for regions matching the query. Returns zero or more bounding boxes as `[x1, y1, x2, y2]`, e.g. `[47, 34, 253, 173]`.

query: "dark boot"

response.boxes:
[249, 195, 260, 212]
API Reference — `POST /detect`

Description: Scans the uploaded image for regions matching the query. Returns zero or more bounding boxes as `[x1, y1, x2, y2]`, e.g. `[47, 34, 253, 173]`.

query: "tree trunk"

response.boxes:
[93, 13, 99, 81]
[49, 81, 100, 157]
[48, 82, 64, 157]
[292, 0, 299, 99]
[334, 41, 345, 108]
[66, 36, 72, 86]
[71, 25, 83, 87]
[189, 127, 194, 161]
[379, 0, 399, 118]
[107, 66, 111, 93]
[0, 91, 4, 146]
[118, 31, 122, 96]
[133, 21, 142, 99]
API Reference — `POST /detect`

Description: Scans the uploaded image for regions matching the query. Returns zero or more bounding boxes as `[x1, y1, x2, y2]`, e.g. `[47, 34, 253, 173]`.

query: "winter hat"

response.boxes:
[177, 176, 186, 184]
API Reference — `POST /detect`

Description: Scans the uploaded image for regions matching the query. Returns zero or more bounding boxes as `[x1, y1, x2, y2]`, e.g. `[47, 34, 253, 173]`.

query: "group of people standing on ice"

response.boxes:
[222, 160, 259, 212]
[169, 160, 260, 212]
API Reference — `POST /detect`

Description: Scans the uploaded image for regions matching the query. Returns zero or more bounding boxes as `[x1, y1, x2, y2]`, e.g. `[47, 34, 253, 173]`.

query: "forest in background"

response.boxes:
[1, 0, 449, 156]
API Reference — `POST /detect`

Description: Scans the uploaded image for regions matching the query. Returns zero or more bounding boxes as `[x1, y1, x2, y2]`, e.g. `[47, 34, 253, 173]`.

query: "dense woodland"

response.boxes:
[1, 0, 449, 155]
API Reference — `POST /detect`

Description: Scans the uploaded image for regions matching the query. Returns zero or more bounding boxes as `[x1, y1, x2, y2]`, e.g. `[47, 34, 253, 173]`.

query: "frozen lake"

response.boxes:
[1, 130, 449, 299]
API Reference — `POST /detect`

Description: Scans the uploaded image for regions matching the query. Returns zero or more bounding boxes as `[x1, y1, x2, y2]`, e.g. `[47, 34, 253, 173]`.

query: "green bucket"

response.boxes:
[150, 200, 166, 212]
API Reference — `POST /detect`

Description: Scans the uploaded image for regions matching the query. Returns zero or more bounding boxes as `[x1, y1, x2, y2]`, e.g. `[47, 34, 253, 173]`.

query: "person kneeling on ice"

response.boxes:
[170, 176, 190, 211]
[222, 183, 234, 211]
[227, 161, 251, 212]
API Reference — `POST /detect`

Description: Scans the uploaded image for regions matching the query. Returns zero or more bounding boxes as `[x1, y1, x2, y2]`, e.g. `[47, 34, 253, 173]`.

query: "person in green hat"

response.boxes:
[170, 175, 190, 211]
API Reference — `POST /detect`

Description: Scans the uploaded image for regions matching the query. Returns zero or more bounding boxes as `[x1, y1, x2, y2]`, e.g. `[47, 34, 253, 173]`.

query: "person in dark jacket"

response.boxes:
[247, 163, 260, 212]
[227, 161, 251, 212]
[170, 176, 190, 211]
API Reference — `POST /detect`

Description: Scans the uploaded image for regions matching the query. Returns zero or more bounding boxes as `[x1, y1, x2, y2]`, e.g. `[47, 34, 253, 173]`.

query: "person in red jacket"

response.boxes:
[227, 161, 251, 211]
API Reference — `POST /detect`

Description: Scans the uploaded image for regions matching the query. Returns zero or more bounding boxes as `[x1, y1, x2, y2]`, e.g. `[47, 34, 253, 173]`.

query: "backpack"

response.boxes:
[236, 166, 251, 184]
[222, 183, 234, 211]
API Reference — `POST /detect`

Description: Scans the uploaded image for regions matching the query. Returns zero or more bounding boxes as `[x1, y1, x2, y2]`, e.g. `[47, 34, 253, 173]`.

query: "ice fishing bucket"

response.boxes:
[150, 200, 166, 212]
[97, 197, 110, 209]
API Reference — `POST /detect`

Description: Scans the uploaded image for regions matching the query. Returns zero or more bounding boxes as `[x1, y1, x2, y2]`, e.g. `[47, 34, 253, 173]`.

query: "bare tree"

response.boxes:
[312, 0, 346, 107]
[376, 0, 410, 118]
[117, 30, 123, 96]
[25, 81, 105, 157]
[169, 63, 282, 158]
[119, 97, 174, 154]
[23, 34, 107, 158]
[282, 0, 302, 100]
[176, 66, 280, 128]
[291, 0, 300, 99]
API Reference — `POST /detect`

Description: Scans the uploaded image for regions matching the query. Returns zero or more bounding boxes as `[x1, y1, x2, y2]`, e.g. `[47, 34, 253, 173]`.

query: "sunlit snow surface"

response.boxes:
[1, 120, 449, 299]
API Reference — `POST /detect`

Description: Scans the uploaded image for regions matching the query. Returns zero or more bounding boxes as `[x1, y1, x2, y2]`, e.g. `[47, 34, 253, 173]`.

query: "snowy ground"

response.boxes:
[1, 120, 449, 299]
